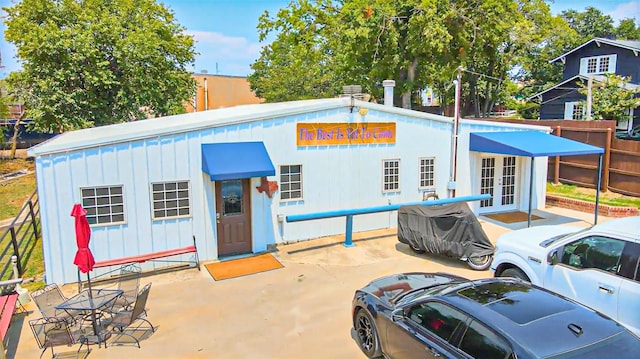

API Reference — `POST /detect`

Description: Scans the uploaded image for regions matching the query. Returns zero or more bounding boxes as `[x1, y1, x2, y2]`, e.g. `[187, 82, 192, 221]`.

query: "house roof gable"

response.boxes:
[549, 38, 640, 64]
[528, 75, 588, 100]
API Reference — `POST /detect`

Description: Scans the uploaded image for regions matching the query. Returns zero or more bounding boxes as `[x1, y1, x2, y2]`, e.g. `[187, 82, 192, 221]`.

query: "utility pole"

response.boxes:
[586, 76, 593, 120]
[449, 66, 463, 198]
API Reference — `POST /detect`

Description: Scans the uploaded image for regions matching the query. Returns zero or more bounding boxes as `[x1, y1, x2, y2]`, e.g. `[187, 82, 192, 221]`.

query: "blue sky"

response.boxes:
[1, 0, 639, 78]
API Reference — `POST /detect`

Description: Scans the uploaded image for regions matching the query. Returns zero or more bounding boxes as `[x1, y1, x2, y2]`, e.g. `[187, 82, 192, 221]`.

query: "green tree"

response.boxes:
[616, 18, 640, 40]
[579, 74, 638, 124]
[249, 0, 342, 101]
[561, 7, 615, 41]
[3, 0, 197, 133]
[250, 0, 557, 116]
[0, 80, 10, 151]
[512, 13, 579, 102]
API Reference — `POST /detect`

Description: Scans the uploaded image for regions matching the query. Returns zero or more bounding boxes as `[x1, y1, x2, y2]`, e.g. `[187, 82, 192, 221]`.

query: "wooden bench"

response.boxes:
[78, 236, 200, 291]
[0, 278, 24, 345]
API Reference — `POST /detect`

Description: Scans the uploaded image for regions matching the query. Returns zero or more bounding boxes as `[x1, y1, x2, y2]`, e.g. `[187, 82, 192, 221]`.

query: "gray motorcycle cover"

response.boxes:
[397, 202, 494, 259]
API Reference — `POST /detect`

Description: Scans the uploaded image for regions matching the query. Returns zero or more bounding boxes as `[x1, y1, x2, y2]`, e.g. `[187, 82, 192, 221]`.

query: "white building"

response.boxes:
[29, 96, 557, 284]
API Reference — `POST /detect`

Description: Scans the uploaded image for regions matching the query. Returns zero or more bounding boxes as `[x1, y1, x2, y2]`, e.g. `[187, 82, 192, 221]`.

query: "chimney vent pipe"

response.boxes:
[382, 80, 395, 107]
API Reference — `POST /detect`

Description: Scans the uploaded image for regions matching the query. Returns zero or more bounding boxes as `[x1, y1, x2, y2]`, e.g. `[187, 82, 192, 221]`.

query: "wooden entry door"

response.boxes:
[215, 179, 252, 256]
[479, 155, 518, 213]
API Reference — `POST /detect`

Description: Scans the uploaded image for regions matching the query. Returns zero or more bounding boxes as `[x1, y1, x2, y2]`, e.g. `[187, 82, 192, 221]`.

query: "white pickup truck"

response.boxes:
[491, 216, 640, 336]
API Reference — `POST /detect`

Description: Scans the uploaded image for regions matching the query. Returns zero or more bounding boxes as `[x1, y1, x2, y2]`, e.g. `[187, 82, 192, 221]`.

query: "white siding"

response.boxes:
[36, 100, 549, 284]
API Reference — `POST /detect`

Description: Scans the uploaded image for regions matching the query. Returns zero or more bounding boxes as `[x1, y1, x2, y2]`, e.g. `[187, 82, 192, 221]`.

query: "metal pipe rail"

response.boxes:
[286, 194, 491, 247]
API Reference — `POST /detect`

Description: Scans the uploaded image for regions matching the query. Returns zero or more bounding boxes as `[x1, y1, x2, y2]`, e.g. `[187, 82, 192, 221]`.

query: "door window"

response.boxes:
[561, 236, 625, 273]
[480, 158, 495, 208]
[458, 320, 513, 359]
[221, 180, 243, 216]
[407, 302, 466, 342]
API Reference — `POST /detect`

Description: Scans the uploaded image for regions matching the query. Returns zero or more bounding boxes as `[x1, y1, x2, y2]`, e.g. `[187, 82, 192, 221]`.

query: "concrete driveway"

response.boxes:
[8, 207, 607, 359]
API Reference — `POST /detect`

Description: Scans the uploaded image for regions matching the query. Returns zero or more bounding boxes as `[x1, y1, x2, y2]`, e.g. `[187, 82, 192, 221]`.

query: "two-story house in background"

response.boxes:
[531, 37, 640, 131]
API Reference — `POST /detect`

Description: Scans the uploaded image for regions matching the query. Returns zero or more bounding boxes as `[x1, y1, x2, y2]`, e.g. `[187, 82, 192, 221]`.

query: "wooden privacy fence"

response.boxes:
[0, 190, 40, 280]
[543, 120, 640, 197]
[473, 119, 640, 197]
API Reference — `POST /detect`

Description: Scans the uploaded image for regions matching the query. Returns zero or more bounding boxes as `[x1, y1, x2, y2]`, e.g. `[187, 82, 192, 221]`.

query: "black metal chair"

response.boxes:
[29, 317, 90, 359]
[107, 283, 154, 348]
[30, 284, 83, 325]
[109, 264, 141, 312]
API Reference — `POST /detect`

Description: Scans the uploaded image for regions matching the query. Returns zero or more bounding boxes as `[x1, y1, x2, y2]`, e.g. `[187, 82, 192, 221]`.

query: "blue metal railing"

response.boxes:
[286, 194, 491, 247]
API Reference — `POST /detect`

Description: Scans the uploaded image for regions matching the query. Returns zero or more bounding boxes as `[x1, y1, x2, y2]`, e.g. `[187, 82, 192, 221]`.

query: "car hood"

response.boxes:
[496, 225, 582, 255]
[360, 272, 463, 305]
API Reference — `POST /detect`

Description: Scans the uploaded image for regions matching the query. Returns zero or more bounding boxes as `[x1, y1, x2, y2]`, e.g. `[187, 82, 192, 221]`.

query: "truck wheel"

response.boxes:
[499, 267, 530, 281]
[467, 255, 492, 271]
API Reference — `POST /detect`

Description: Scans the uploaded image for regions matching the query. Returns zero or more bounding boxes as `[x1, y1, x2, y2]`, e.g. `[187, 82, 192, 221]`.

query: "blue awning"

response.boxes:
[202, 142, 275, 181]
[470, 131, 604, 157]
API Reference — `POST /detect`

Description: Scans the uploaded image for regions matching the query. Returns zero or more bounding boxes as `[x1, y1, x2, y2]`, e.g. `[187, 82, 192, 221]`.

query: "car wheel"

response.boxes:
[499, 267, 530, 281]
[354, 309, 382, 358]
[466, 255, 493, 271]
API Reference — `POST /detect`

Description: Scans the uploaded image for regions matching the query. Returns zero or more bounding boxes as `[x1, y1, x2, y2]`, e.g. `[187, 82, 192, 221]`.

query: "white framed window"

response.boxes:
[151, 180, 191, 220]
[580, 54, 616, 75]
[280, 165, 302, 200]
[418, 157, 435, 188]
[383, 159, 400, 192]
[81, 185, 125, 225]
[564, 102, 585, 120]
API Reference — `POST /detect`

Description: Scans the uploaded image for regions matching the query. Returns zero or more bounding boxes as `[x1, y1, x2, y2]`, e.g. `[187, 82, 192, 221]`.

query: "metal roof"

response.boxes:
[28, 97, 460, 156]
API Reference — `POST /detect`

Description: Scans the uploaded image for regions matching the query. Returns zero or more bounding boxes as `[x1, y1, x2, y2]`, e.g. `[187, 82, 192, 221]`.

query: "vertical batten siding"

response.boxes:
[33, 100, 551, 284]
[36, 155, 75, 284]
[129, 141, 150, 262]
[262, 108, 454, 242]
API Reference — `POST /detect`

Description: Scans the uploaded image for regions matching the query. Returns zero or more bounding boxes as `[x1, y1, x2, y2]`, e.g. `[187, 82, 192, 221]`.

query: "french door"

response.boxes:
[479, 156, 518, 213]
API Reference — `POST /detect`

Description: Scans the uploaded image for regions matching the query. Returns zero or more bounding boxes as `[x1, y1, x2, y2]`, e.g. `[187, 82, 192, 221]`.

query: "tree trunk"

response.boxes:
[482, 82, 492, 117]
[9, 118, 21, 159]
[466, 75, 478, 118]
[401, 59, 418, 109]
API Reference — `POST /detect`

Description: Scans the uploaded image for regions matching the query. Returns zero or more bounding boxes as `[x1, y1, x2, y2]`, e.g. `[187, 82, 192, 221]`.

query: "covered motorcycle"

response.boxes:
[397, 202, 494, 270]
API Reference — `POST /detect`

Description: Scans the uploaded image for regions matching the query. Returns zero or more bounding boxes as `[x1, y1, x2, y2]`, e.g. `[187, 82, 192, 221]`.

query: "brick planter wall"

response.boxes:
[546, 195, 639, 217]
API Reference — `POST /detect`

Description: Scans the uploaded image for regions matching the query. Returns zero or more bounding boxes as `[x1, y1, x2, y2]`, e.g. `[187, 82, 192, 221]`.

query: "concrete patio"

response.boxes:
[6, 206, 614, 359]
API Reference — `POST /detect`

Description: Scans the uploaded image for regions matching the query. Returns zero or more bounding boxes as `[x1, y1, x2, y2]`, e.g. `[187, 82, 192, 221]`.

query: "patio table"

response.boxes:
[56, 288, 123, 345]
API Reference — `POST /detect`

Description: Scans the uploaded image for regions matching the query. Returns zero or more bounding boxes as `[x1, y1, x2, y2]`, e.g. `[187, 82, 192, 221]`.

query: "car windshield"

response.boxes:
[545, 331, 640, 359]
[539, 228, 587, 248]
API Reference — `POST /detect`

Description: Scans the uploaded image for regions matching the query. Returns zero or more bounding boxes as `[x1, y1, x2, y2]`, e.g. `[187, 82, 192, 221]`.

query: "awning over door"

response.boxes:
[469, 130, 604, 227]
[202, 142, 276, 181]
[469, 131, 604, 157]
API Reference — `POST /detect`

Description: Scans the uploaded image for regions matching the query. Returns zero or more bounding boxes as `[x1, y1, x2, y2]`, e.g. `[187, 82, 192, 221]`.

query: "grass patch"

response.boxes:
[1, 157, 37, 219]
[0, 156, 44, 290]
[547, 183, 640, 209]
[0, 173, 37, 219]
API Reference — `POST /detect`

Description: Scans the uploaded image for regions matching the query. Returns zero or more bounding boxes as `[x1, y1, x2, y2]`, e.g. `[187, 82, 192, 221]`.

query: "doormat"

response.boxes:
[205, 253, 284, 281]
[484, 211, 543, 224]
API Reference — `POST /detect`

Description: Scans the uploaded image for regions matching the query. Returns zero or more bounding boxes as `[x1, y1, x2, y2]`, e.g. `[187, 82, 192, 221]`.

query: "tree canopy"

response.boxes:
[579, 74, 639, 123]
[249, 0, 570, 116]
[3, 0, 198, 133]
[249, 1, 638, 118]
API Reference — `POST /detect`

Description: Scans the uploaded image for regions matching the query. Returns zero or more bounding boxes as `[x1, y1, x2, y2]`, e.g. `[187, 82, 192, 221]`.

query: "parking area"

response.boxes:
[9, 207, 609, 359]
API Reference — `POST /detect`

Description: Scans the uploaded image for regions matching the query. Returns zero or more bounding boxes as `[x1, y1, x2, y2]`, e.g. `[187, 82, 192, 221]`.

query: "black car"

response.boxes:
[352, 273, 640, 359]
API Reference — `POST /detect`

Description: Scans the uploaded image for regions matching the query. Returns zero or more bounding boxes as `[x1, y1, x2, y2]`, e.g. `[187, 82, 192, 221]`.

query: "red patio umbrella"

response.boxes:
[71, 204, 95, 274]
[71, 203, 99, 335]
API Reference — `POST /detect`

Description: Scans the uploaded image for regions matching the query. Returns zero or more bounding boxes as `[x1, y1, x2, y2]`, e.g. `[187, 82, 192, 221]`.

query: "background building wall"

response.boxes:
[185, 74, 263, 112]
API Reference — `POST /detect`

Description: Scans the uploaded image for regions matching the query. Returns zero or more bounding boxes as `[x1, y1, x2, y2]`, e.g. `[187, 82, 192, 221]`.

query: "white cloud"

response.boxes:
[186, 30, 265, 75]
[607, 1, 640, 24]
